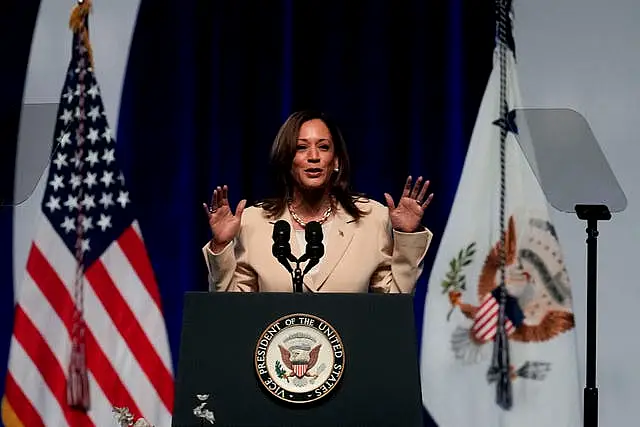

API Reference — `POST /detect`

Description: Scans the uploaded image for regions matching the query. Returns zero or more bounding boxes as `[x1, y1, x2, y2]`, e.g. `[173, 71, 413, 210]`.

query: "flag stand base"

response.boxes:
[575, 204, 611, 427]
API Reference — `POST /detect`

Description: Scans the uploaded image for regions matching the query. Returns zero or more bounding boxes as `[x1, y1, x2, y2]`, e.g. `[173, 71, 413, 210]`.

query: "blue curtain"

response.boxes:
[117, 0, 495, 375]
[1, 1, 495, 425]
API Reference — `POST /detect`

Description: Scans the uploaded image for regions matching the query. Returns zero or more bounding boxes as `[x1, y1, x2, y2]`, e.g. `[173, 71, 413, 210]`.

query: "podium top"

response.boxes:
[508, 108, 627, 213]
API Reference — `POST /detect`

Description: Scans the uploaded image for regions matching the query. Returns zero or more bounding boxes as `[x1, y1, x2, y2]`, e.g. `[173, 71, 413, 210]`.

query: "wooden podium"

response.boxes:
[171, 292, 424, 427]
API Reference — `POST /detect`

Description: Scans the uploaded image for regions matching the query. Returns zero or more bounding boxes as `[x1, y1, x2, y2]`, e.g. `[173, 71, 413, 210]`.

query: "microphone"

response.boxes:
[302, 221, 324, 275]
[272, 220, 293, 273]
[271, 220, 324, 293]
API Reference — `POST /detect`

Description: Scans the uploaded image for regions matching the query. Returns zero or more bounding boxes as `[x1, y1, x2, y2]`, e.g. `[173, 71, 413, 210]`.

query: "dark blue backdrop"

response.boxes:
[0, 1, 495, 425]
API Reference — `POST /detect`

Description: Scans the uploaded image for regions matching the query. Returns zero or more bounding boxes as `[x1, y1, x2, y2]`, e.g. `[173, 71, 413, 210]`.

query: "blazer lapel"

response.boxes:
[306, 205, 356, 292]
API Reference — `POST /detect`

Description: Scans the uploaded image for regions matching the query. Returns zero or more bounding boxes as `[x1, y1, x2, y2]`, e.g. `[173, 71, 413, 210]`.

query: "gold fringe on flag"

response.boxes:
[69, 0, 94, 67]
[1, 395, 24, 427]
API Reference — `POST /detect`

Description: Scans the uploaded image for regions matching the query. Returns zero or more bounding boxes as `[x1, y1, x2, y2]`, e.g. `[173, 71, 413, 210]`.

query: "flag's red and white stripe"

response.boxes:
[471, 293, 515, 343]
[4, 213, 173, 426]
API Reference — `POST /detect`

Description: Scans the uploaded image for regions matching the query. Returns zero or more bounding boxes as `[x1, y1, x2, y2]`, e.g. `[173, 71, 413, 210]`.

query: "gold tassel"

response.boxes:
[69, 0, 94, 67]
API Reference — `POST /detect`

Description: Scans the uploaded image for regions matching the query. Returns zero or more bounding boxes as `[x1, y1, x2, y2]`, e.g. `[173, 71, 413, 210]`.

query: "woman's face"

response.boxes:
[291, 119, 338, 191]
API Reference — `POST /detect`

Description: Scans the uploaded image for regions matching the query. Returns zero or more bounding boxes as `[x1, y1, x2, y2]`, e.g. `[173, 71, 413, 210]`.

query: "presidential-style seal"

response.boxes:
[254, 313, 345, 404]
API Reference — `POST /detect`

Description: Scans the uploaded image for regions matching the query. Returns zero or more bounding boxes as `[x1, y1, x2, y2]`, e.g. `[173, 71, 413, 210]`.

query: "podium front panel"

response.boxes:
[172, 292, 424, 427]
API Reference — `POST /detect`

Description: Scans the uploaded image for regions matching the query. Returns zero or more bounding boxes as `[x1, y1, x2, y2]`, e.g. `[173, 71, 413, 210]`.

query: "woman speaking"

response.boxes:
[202, 110, 434, 293]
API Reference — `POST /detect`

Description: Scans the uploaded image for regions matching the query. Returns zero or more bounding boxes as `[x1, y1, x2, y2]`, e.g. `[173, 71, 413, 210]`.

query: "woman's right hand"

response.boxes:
[202, 185, 247, 252]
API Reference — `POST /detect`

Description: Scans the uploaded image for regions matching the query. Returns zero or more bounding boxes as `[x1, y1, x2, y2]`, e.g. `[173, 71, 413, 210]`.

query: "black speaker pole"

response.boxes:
[575, 204, 611, 427]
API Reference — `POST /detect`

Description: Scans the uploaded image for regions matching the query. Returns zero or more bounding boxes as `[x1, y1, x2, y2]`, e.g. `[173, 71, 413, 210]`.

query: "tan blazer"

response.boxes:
[202, 199, 433, 293]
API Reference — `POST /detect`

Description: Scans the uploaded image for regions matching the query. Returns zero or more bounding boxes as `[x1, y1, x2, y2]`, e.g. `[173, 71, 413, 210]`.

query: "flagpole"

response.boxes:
[575, 204, 610, 427]
[486, 0, 514, 410]
[66, 0, 94, 412]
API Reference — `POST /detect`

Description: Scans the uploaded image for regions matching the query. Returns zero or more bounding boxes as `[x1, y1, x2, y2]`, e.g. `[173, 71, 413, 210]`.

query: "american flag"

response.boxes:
[2, 4, 173, 426]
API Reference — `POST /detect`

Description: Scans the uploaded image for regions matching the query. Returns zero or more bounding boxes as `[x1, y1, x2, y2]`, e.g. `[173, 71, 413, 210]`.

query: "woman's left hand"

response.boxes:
[384, 176, 434, 232]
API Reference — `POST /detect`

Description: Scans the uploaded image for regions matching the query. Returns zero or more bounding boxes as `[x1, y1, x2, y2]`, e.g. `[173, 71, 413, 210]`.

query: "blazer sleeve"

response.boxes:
[201, 215, 258, 292]
[369, 208, 433, 294]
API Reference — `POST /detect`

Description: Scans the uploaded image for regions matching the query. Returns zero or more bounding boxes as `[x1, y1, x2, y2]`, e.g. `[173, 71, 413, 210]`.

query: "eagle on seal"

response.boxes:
[278, 344, 322, 379]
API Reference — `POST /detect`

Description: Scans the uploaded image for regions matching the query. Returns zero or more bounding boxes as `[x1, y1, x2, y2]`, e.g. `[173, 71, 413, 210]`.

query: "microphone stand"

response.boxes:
[291, 254, 319, 293]
[575, 204, 611, 427]
[275, 254, 303, 293]
[292, 257, 304, 293]
[280, 254, 318, 293]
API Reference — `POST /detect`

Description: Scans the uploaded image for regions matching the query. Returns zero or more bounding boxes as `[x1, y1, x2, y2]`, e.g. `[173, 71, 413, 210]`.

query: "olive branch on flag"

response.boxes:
[441, 242, 476, 320]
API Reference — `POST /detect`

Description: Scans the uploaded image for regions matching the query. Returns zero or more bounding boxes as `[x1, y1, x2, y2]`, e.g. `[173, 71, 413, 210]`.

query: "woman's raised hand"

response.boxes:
[384, 176, 433, 233]
[202, 185, 247, 250]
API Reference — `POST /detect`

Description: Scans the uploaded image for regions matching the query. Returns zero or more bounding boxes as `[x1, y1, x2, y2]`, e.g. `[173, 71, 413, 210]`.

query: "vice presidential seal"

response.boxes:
[254, 313, 345, 404]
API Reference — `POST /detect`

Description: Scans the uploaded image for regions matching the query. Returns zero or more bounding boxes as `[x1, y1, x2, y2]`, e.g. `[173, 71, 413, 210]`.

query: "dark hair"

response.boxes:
[257, 110, 368, 220]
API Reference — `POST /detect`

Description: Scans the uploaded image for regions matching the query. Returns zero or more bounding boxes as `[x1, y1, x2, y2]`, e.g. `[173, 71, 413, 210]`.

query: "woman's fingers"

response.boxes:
[421, 193, 434, 209]
[416, 179, 430, 203]
[410, 176, 423, 198]
[207, 185, 236, 215]
[401, 176, 412, 198]
[202, 202, 211, 217]
[207, 184, 243, 217]
[235, 199, 247, 218]
[210, 189, 217, 211]
[215, 186, 223, 207]
[383, 192, 396, 210]
[222, 185, 229, 205]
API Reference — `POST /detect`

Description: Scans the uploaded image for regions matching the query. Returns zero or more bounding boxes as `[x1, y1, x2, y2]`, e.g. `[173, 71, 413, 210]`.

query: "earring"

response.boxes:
[334, 167, 339, 172]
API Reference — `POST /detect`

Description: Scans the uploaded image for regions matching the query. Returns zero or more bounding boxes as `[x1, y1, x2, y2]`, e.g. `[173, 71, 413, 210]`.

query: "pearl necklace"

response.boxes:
[287, 200, 333, 228]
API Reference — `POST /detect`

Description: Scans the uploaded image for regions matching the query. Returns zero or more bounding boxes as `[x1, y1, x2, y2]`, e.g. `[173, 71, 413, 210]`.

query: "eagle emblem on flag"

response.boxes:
[442, 215, 575, 380]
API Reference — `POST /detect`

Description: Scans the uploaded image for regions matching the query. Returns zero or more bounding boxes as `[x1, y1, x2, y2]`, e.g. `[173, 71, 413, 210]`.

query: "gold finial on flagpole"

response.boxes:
[69, 0, 94, 67]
